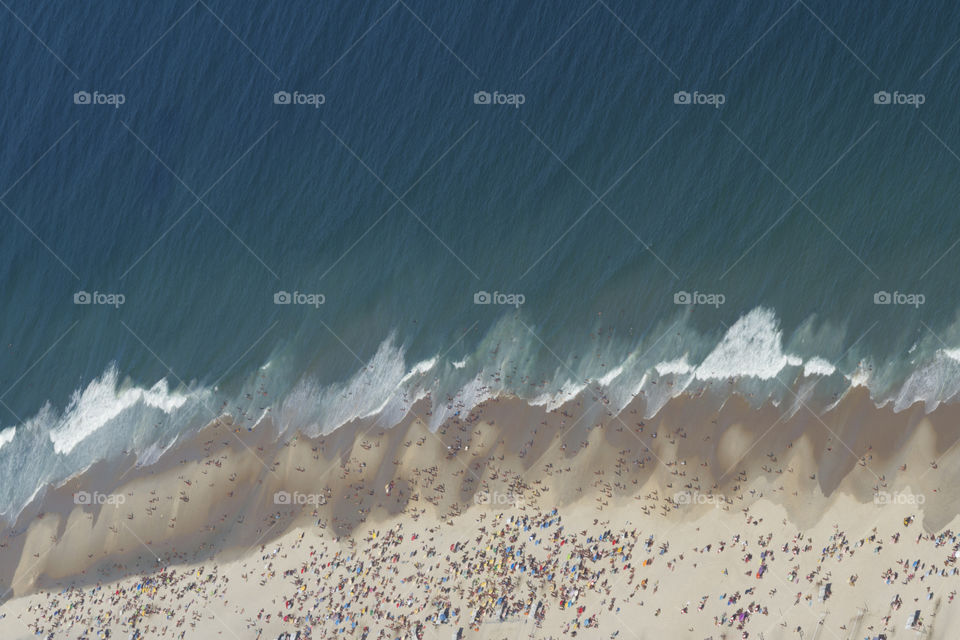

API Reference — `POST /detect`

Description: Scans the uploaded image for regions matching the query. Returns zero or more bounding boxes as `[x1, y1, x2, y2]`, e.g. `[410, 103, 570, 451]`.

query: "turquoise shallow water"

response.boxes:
[1, 0, 960, 518]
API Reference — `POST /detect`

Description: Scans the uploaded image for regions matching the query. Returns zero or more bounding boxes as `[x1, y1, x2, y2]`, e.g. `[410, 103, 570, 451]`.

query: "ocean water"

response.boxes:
[1, 0, 960, 520]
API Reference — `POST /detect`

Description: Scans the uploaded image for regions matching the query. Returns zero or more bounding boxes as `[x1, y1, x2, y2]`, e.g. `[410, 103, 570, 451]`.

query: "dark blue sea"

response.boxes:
[1, 0, 959, 519]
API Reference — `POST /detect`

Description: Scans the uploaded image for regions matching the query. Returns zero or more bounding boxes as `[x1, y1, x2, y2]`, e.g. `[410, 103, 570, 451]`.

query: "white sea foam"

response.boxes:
[655, 357, 693, 376]
[399, 357, 438, 386]
[847, 362, 871, 388]
[597, 364, 624, 387]
[695, 308, 801, 380]
[0, 427, 14, 450]
[892, 349, 960, 412]
[49, 365, 190, 455]
[278, 336, 444, 436]
[529, 380, 587, 412]
[803, 357, 836, 377]
[279, 337, 407, 436]
[943, 348, 960, 362]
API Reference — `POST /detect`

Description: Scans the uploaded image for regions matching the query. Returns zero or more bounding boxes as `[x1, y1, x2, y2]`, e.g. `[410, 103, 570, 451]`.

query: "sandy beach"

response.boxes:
[4, 0, 960, 638]
[3, 387, 960, 639]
